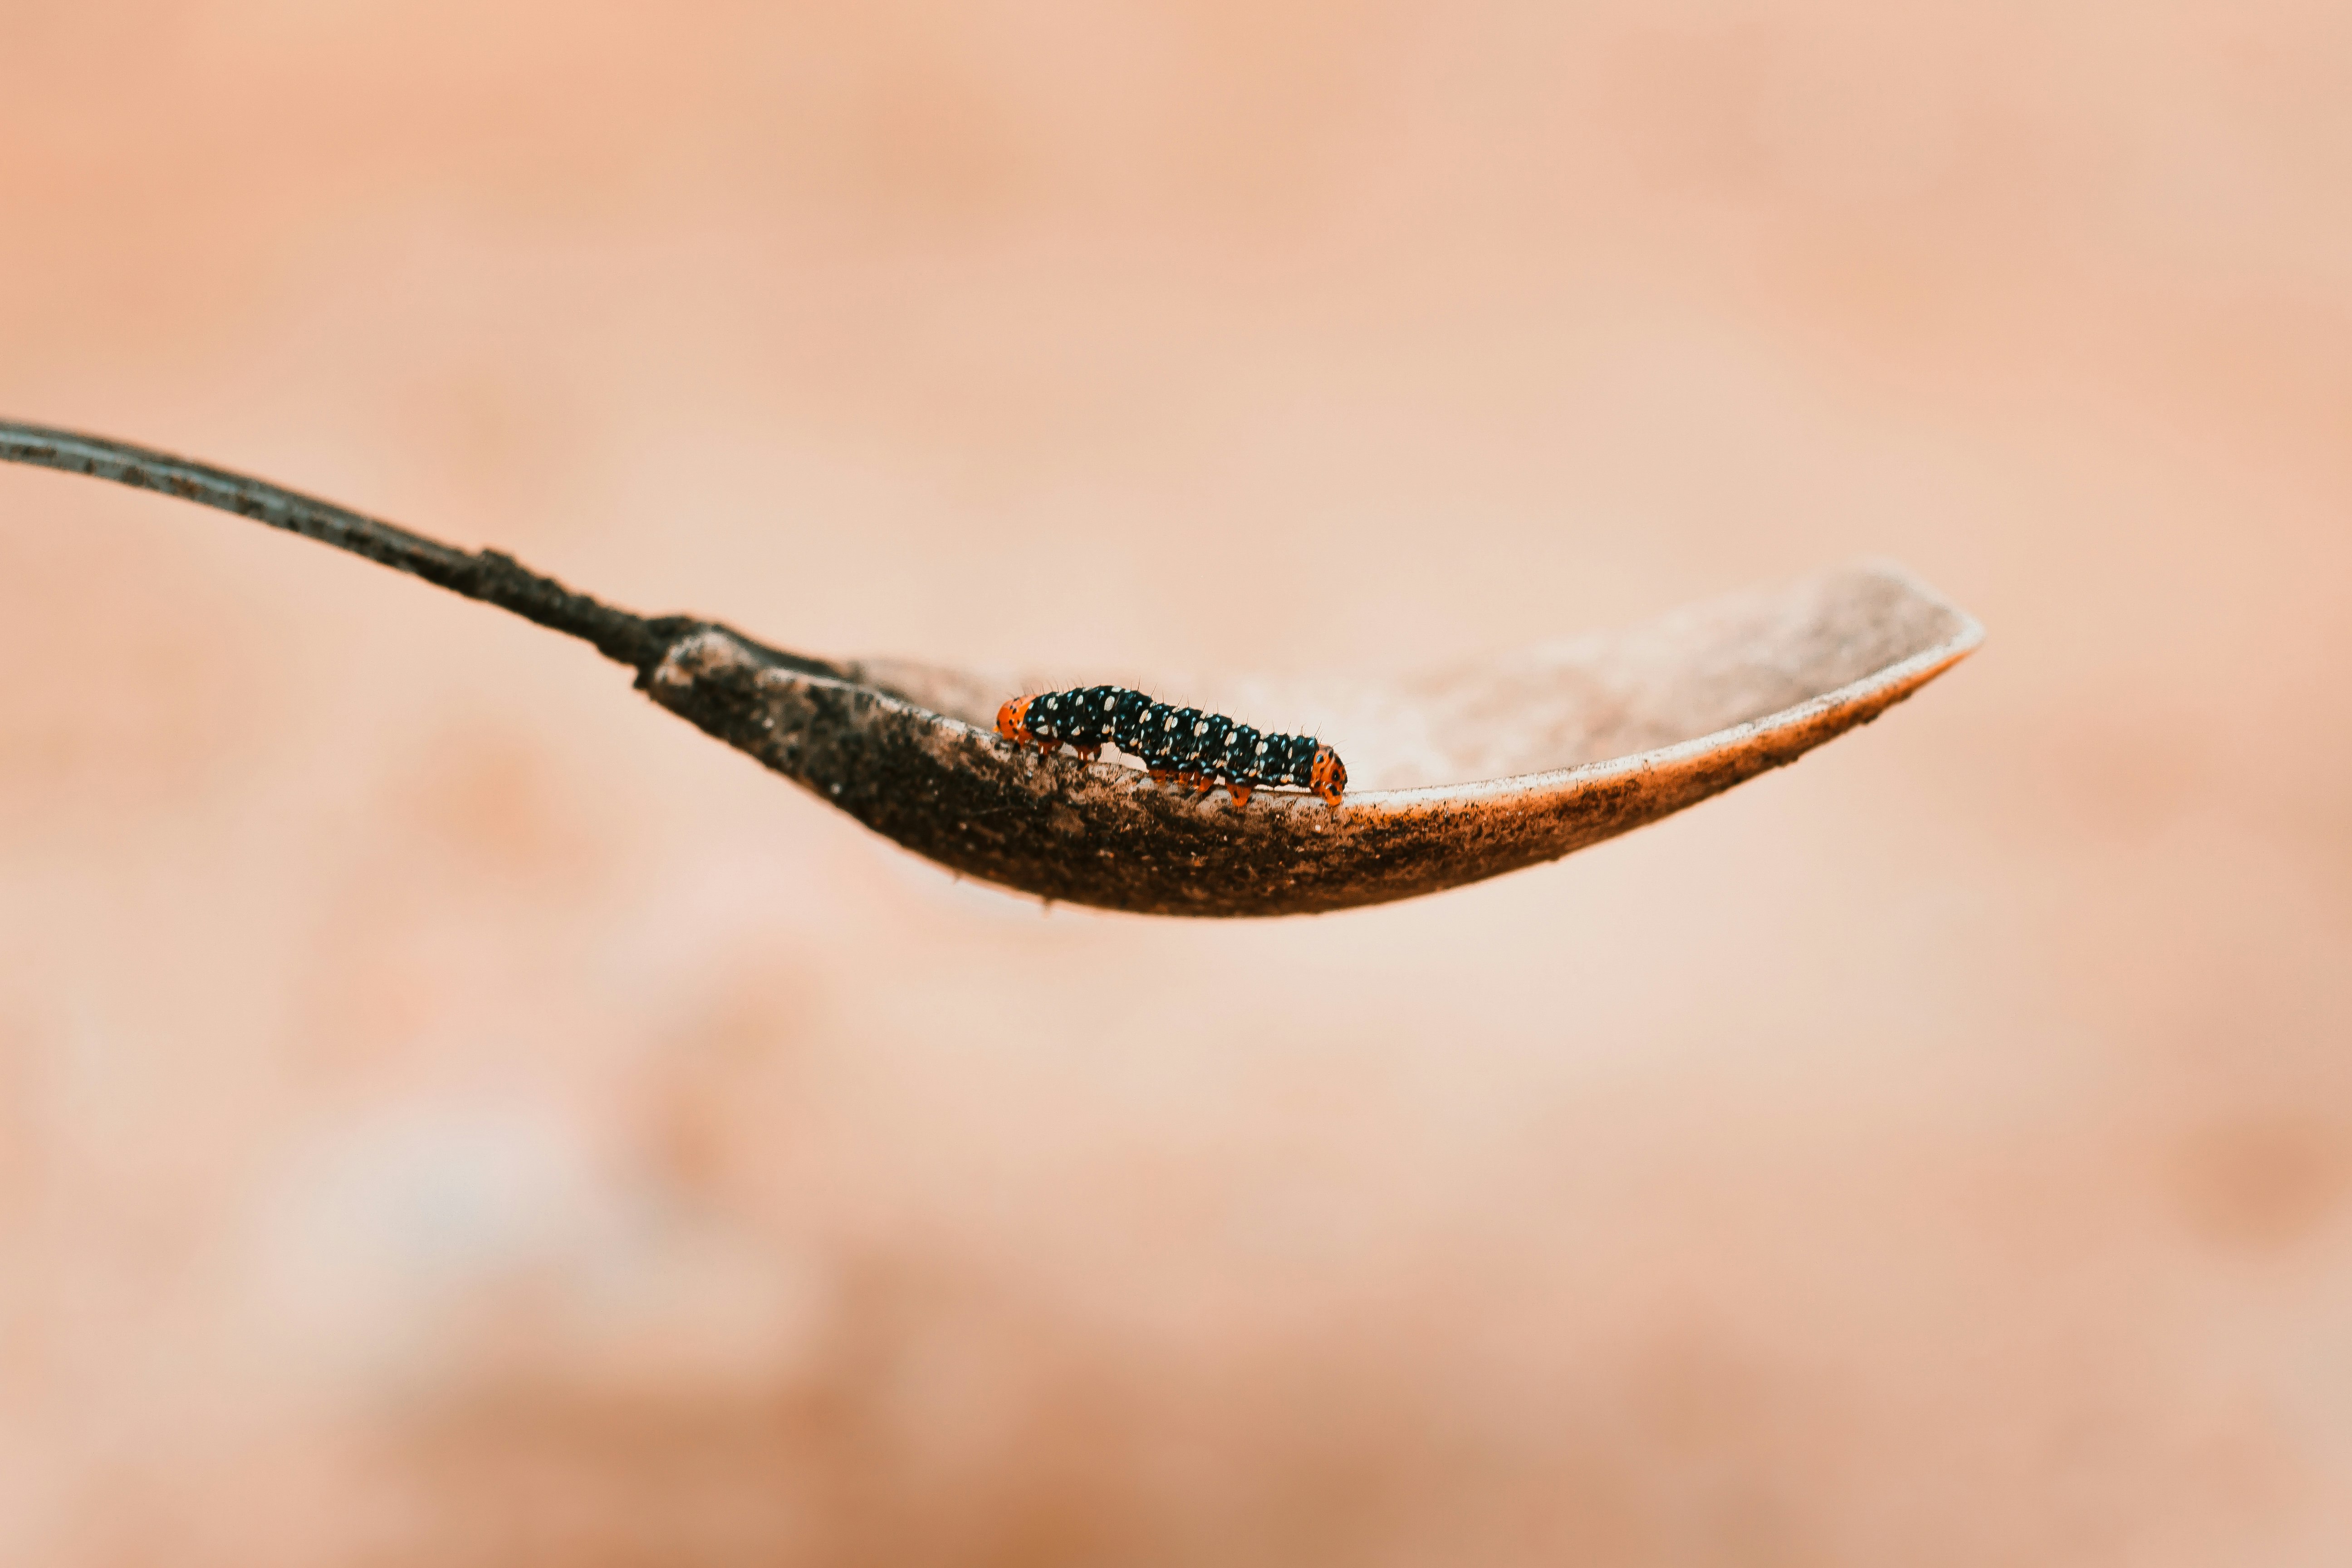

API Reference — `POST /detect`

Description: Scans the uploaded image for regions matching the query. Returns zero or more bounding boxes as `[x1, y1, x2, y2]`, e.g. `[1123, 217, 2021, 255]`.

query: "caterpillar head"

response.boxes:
[995, 695, 1036, 745]
[1309, 745, 1348, 806]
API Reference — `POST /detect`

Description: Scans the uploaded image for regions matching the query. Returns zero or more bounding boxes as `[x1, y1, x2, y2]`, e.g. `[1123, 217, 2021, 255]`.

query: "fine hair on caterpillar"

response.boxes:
[996, 686, 1348, 807]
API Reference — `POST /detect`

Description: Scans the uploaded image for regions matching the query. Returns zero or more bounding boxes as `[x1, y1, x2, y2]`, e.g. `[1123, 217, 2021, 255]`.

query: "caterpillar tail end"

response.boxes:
[995, 696, 1036, 746]
[1310, 745, 1348, 807]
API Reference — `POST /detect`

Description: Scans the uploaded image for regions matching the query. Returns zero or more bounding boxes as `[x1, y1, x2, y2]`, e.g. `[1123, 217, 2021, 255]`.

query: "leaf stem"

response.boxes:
[0, 420, 833, 677]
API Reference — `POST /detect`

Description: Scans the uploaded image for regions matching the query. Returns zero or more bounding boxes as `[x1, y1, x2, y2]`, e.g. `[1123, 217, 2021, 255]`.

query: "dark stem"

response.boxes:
[0, 421, 838, 679]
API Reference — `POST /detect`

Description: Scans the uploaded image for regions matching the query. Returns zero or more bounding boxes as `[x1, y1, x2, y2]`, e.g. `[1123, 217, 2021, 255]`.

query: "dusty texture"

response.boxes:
[648, 564, 1977, 915]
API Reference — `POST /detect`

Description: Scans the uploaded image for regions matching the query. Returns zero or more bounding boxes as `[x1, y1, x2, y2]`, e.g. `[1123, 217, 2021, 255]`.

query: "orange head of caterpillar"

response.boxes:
[1309, 745, 1348, 806]
[995, 695, 1037, 746]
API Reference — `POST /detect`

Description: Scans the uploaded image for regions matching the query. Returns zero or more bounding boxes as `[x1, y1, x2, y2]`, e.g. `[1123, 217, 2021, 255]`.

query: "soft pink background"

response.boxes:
[4, 3, 2348, 1563]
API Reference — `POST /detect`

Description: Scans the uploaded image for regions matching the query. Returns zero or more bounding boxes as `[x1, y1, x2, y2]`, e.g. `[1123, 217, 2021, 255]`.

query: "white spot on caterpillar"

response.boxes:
[1193, 720, 1208, 737]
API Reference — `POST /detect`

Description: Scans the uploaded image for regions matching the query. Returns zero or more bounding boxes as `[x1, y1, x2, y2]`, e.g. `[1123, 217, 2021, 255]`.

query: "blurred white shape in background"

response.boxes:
[244, 1093, 832, 1401]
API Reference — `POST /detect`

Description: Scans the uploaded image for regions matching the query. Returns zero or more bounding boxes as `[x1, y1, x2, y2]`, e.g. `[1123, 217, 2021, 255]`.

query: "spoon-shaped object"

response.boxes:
[2, 422, 1980, 916]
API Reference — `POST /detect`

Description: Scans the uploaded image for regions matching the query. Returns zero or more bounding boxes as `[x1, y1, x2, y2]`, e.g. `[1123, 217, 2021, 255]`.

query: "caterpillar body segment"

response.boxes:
[994, 685, 1347, 806]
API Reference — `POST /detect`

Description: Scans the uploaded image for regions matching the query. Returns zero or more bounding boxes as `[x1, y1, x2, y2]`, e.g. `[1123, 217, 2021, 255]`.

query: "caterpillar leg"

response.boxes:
[1225, 783, 1253, 805]
[1073, 745, 1101, 762]
[1190, 773, 1217, 797]
[1148, 766, 1174, 786]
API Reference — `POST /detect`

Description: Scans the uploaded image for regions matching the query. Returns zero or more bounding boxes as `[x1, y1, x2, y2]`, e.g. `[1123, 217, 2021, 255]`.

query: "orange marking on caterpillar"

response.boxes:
[994, 696, 1039, 748]
[1309, 745, 1348, 807]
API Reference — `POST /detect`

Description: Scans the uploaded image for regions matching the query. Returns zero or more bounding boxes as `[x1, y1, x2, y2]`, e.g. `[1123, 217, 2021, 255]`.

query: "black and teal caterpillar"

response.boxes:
[995, 686, 1348, 805]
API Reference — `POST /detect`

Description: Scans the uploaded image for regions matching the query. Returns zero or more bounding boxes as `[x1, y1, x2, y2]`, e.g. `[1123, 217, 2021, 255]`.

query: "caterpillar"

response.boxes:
[995, 686, 1348, 806]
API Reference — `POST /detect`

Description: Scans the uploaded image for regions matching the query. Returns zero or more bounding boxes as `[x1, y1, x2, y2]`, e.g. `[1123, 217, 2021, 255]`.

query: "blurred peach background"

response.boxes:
[4, 2, 2349, 1563]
